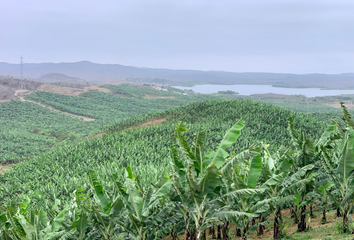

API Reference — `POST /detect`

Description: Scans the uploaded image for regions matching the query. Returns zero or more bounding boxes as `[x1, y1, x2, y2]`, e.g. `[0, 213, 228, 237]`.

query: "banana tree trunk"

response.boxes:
[343, 209, 349, 233]
[235, 227, 241, 237]
[196, 229, 206, 240]
[242, 233, 247, 240]
[191, 229, 196, 240]
[310, 204, 314, 218]
[217, 225, 221, 239]
[171, 227, 177, 240]
[297, 206, 307, 232]
[257, 215, 265, 236]
[251, 218, 256, 226]
[222, 221, 229, 240]
[242, 222, 250, 240]
[321, 208, 327, 224]
[261, 216, 266, 234]
[290, 205, 298, 223]
[337, 207, 342, 217]
[185, 212, 190, 240]
[209, 226, 216, 239]
[196, 214, 203, 240]
[273, 207, 282, 239]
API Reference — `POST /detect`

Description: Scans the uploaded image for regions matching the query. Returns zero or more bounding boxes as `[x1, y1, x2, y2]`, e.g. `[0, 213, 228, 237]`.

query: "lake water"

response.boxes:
[173, 84, 354, 97]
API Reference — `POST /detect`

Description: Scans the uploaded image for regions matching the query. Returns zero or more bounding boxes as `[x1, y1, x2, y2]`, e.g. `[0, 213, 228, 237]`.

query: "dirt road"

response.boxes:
[15, 90, 96, 121]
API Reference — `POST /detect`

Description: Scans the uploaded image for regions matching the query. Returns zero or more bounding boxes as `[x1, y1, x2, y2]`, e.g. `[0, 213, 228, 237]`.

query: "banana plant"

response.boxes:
[86, 170, 126, 239]
[315, 182, 332, 224]
[0, 197, 72, 240]
[217, 140, 266, 239]
[287, 116, 337, 232]
[169, 120, 245, 240]
[283, 163, 315, 232]
[113, 166, 174, 240]
[321, 126, 354, 233]
[259, 144, 294, 239]
[217, 150, 267, 240]
[314, 103, 354, 233]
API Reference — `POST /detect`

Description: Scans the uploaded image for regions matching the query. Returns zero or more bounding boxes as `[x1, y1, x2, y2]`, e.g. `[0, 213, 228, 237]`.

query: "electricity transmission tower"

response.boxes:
[18, 55, 25, 99]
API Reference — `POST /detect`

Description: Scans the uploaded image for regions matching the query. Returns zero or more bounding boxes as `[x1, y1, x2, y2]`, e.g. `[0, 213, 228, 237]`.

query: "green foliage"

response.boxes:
[0, 100, 324, 205]
[5, 76, 354, 240]
[1, 85, 215, 162]
[25, 87, 212, 121]
[2, 98, 350, 239]
[0, 101, 99, 162]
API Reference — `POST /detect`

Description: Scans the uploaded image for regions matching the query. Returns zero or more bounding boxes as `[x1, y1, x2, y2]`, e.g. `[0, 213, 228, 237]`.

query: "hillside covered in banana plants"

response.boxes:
[0, 84, 216, 162]
[1, 99, 353, 239]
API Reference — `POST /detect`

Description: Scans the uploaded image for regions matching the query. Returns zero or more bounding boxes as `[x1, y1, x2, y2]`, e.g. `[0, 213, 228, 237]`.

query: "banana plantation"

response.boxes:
[1, 102, 354, 239]
[0, 87, 214, 162]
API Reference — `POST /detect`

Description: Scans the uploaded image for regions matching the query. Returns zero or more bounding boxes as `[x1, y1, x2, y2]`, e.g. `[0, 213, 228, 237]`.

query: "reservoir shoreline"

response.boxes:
[173, 84, 354, 98]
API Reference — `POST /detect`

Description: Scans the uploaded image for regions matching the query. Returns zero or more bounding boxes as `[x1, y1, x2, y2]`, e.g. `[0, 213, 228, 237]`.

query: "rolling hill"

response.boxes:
[37, 73, 89, 87]
[0, 99, 325, 204]
[1, 61, 354, 88]
[1, 98, 351, 239]
[0, 83, 213, 162]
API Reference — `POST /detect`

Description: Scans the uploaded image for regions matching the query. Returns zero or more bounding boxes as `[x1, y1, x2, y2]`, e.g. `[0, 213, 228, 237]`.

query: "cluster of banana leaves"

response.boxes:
[1, 103, 354, 240]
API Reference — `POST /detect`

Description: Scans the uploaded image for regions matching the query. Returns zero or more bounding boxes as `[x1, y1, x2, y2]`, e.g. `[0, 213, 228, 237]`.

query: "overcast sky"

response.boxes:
[1, 0, 354, 73]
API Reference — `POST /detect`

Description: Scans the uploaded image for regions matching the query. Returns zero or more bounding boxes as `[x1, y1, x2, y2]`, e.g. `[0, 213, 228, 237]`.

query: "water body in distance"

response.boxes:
[173, 84, 354, 97]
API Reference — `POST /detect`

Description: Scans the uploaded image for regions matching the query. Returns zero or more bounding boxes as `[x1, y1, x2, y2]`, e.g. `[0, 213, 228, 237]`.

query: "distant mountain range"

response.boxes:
[0, 61, 353, 88]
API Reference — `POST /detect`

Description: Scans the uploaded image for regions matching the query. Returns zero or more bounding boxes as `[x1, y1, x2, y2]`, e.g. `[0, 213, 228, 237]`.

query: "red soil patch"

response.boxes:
[327, 102, 354, 109]
[0, 164, 15, 175]
[38, 84, 112, 97]
[139, 117, 167, 127]
[89, 132, 105, 139]
[88, 117, 167, 141]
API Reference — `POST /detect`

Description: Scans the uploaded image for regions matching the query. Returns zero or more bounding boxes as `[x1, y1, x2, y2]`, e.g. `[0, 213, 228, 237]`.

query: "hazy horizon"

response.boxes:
[2, 0, 354, 74]
[1, 60, 354, 75]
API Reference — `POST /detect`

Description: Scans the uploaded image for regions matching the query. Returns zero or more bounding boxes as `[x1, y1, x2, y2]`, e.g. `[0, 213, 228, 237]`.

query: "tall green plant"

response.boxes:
[169, 120, 245, 240]
[260, 144, 293, 239]
[322, 127, 354, 233]
[114, 167, 174, 239]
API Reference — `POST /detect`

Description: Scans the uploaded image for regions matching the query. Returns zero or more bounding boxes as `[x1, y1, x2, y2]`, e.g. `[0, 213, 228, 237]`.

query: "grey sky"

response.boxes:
[1, 0, 354, 73]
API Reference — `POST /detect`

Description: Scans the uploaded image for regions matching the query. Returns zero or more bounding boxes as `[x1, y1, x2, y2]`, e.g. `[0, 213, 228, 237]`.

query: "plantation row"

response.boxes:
[0, 100, 332, 239]
[25, 85, 208, 121]
[0, 101, 100, 162]
[0, 86, 214, 162]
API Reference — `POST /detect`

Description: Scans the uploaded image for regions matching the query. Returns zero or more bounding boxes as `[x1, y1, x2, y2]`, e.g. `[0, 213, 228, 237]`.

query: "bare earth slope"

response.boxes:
[0, 76, 119, 102]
